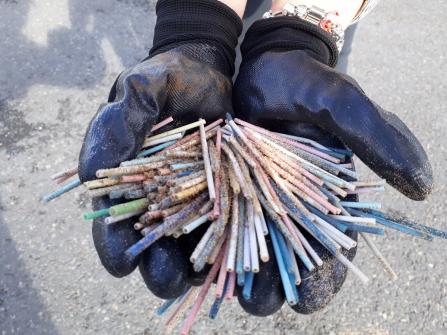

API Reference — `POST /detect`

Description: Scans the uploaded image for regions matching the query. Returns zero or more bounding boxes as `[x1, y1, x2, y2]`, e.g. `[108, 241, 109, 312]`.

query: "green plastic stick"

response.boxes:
[83, 208, 110, 220]
[109, 198, 149, 216]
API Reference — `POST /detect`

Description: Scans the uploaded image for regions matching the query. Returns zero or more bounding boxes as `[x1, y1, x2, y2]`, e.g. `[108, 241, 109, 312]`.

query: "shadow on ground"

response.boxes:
[0, 193, 60, 334]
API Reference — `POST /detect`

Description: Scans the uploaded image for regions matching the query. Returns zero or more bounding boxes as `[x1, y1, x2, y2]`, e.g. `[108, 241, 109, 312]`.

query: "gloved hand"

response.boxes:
[233, 17, 433, 315]
[78, 0, 242, 299]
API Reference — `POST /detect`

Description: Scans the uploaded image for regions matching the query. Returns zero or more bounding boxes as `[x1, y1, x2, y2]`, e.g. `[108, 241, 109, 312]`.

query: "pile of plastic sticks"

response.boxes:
[44, 115, 447, 335]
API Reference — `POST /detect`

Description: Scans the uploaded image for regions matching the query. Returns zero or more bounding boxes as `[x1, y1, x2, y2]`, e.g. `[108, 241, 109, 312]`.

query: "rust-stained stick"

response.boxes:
[165, 151, 202, 159]
[226, 194, 239, 272]
[151, 116, 174, 132]
[160, 204, 186, 218]
[169, 182, 207, 202]
[166, 170, 205, 187]
[351, 180, 386, 188]
[84, 178, 121, 190]
[270, 160, 339, 214]
[165, 287, 199, 330]
[227, 163, 241, 195]
[170, 176, 207, 194]
[199, 120, 216, 200]
[234, 118, 341, 163]
[224, 271, 236, 301]
[213, 162, 231, 237]
[325, 181, 348, 198]
[87, 183, 135, 198]
[144, 119, 205, 143]
[120, 174, 147, 183]
[268, 148, 324, 186]
[227, 136, 258, 168]
[208, 140, 219, 173]
[194, 231, 222, 271]
[236, 153, 262, 214]
[211, 128, 222, 219]
[221, 142, 251, 200]
[158, 119, 223, 155]
[51, 166, 78, 181]
[96, 160, 170, 178]
[179, 245, 226, 335]
[215, 241, 230, 298]
[163, 193, 208, 231]
[207, 230, 227, 264]
[250, 130, 356, 190]
[199, 201, 213, 216]
[190, 223, 215, 263]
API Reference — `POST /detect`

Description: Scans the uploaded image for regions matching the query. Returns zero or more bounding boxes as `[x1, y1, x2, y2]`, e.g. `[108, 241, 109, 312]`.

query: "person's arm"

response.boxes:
[271, 0, 363, 29]
[218, 0, 248, 18]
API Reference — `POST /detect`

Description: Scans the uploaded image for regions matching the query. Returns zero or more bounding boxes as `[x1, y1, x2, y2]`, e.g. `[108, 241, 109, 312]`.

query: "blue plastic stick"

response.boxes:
[272, 184, 338, 258]
[340, 201, 381, 210]
[268, 221, 298, 306]
[209, 279, 228, 319]
[137, 140, 176, 157]
[237, 270, 245, 287]
[304, 203, 348, 232]
[288, 272, 299, 303]
[275, 227, 294, 274]
[326, 147, 354, 157]
[42, 177, 81, 203]
[242, 271, 255, 300]
[176, 170, 193, 178]
[171, 162, 199, 171]
[366, 209, 447, 240]
[125, 224, 165, 260]
[156, 298, 177, 316]
[341, 222, 385, 235]
[348, 209, 433, 241]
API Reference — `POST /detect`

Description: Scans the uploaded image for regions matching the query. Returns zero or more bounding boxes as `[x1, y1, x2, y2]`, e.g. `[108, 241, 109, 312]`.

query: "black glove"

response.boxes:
[78, 0, 242, 299]
[233, 17, 433, 315]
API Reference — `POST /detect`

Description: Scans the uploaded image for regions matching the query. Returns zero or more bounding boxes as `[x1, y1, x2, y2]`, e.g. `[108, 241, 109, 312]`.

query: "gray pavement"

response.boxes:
[0, 0, 446, 334]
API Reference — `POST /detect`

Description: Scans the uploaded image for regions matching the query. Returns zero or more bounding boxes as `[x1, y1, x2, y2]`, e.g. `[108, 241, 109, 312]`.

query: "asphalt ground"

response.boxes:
[0, 0, 446, 334]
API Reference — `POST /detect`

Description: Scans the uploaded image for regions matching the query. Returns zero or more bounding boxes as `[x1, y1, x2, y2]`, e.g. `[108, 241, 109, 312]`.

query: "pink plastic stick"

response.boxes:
[180, 244, 226, 335]
[215, 241, 229, 298]
[225, 271, 236, 301]
[151, 116, 174, 132]
[234, 118, 341, 163]
[120, 174, 146, 183]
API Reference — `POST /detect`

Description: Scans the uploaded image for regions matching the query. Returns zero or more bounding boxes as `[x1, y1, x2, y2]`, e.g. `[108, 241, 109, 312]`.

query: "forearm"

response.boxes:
[218, 0, 248, 18]
[271, 0, 364, 29]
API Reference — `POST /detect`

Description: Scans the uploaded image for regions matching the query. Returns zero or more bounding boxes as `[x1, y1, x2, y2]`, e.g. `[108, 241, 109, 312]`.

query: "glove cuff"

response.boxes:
[241, 16, 338, 67]
[150, 0, 243, 76]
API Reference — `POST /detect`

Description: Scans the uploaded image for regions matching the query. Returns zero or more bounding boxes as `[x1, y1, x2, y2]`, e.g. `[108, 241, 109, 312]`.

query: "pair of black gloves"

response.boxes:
[78, 0, 433, 317]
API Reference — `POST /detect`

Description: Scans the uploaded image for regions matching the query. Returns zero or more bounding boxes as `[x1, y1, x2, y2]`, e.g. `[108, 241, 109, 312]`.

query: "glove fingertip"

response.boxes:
[139, 237, 190, 300]
[236, 241, 285, 316]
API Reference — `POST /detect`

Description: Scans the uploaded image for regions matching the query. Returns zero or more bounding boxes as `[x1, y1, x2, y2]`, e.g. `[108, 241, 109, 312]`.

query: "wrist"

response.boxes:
[217, 0, 247, 18]
[241, 17, 338, 67]
[271, 0, 363, 29]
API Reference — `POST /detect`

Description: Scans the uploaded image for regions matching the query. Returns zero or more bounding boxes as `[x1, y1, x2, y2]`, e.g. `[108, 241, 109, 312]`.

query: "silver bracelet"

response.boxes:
[263, 3, 345, 51]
